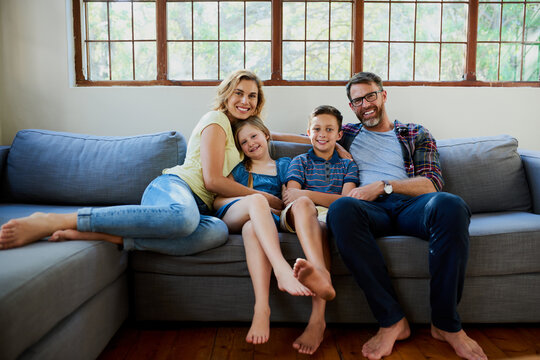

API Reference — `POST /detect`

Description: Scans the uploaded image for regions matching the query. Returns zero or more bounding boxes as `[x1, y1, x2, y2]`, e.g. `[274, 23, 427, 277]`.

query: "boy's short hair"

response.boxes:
[345, 72, 384, 102]
[309, 105, 343, 131]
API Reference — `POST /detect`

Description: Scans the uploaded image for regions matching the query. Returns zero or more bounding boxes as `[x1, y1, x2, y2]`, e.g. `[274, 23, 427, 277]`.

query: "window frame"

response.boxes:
[72, 0, 540, 87]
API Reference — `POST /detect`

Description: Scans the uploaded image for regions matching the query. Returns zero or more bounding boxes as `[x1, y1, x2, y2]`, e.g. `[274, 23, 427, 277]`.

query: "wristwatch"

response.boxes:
[382, 180, 393, 195]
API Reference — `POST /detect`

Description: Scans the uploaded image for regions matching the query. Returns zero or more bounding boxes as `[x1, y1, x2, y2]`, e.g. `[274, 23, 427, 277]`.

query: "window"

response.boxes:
[72, 0, 540, 85]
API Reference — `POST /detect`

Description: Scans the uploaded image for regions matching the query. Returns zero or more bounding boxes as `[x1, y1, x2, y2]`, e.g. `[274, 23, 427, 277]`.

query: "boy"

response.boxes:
[280, 105, 359, 355]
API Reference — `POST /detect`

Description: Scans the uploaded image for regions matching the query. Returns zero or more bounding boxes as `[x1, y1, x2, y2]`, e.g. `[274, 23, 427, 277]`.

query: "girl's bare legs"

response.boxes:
[242, 221, 272, 344]
[222, 194, 312, 297]
[50, 229, 122, 245]
[287, 197, 335, 355]
[0, 212, 78, 250]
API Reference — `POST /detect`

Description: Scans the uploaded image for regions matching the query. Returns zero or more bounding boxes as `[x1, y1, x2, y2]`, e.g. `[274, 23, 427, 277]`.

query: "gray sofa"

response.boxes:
[1, 129, 539, 360]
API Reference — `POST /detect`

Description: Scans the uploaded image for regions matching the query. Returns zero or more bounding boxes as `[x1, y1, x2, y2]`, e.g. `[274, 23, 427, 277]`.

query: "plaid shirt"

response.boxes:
[340, 120, 444, 191]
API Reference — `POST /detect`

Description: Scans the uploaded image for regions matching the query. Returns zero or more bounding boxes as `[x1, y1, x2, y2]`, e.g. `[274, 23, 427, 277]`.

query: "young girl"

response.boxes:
[213, 116, 334, 352]
[0, 70, 281, 255]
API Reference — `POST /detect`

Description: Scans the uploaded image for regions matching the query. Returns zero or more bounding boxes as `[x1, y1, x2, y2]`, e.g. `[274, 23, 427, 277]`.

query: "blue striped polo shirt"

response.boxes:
[286, 148, 359, 194]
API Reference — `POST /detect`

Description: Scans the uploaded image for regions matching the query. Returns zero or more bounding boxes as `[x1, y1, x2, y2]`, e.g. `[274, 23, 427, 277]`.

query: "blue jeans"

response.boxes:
[77, 174, 228, 255]
[327, 192, 470, 332]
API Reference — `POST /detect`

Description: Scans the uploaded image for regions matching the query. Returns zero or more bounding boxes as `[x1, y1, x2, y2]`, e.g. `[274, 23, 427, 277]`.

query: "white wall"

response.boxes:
[1, 0, 539, 150]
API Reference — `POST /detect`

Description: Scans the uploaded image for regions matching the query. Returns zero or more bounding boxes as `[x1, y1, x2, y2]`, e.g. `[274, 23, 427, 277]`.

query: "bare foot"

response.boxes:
[246, 305, 271, 345]
[431, 325, 487, 360]
[293, 258, 336, 301]
[274, 267, 314, 296]
[0, 212, 71, 250]
[292, 320, 326, 355]
[50, 229, 122, 245]
[362, 317, 411, 360]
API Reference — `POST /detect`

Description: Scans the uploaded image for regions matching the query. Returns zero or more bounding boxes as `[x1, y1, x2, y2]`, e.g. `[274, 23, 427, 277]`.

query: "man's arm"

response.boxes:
[347, 177, 436, 201]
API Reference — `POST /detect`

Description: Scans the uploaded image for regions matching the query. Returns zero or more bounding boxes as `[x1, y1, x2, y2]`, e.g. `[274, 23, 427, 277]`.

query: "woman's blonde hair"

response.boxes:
[233, 116, 271, 182]
[213, 69, 266, 118]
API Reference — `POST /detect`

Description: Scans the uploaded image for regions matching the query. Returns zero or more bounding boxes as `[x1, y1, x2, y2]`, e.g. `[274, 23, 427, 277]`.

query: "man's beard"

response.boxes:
[357, 104, 382, 128]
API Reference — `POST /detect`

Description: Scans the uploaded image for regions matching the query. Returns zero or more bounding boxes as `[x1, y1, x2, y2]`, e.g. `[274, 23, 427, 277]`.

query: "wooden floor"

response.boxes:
[98, 322, 540, 360]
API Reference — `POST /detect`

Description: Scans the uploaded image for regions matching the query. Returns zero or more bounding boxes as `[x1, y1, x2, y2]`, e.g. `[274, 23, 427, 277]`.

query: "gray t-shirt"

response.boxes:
[350, 128, 408, 186]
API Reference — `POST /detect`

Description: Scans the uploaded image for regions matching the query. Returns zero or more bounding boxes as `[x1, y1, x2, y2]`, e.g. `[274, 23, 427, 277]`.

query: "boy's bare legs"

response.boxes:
[288, 197, 335, 354]
[50, 229, 122, 245]
[0, 212, 77, 249]
[288, 198, 335, 300]
[431, 326, 487, 360]
[242, 221, 272, 344]
[222, 194, 313, 297]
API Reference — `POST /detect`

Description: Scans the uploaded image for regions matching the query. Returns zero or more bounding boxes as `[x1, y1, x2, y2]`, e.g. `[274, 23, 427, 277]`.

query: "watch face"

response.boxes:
[384, 184, 393, 194]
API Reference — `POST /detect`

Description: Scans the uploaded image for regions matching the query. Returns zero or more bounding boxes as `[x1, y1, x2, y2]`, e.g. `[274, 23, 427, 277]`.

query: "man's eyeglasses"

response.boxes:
[350, 90, 383, 107]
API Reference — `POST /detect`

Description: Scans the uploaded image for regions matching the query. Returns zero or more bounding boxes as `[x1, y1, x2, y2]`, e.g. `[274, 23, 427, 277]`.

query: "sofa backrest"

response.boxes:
[270, 135, 531, 214]
[438, 135, 531, 213]
[2, 129, 187, 205]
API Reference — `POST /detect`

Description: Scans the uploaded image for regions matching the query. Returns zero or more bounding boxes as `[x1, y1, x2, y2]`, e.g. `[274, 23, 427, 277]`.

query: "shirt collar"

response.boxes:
[307, 148, 340, 163]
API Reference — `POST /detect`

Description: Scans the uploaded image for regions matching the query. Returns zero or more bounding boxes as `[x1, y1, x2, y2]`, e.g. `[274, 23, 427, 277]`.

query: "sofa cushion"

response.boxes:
[0, 241, 127, 360]
[437, 135, 531, 213]
[3, 129, 187, 205]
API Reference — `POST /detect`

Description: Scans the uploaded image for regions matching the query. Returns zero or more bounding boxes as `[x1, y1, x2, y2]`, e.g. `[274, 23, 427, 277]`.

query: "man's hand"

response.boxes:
[347, 182, 383, 202]
[336, 143, 353, 159]
[282, 186, 306, 206]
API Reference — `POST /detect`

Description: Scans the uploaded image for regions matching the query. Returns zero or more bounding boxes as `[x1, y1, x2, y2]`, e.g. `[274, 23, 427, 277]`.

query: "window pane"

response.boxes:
[330, 41, 351, 80]
[501, 4, 524, 42]
[246, 2, 271, 40]
[415, 44, 440, 80]
[194, 2, 218, 40]
[364, 3, 389, 41]
[220, 42, 244, 79]
[363, 42, 389, 79]
[523, 45, 540, 81]
[194, 42, 218, 79]
[87, 3, 108, 41]
[168, 42, 192, 80]
[417, 4, 441, 42]
[307, 3, 329, 41]
[135, 42, 156, 80]
[89, 42, 109, 80]
[478, 4, 501, 41]
[331, 2, 352, 40]
[220, 2, 244, 41]
[111, 42, 133, 80]
[525, 4, 540, 42]
[246, 42, 271, 79]
[110, 3, 132, 41]
[168, 3, 192, 40]
[442, 3, 468, 42]
[500, 43, 522, 80]
[134, 3, 156, 40]
[283, 41, 305, 80]
[441, 43, 466, 80]
[283, 3, 305, 40]
[477, 43, 499, 81]
[391, 4, 415, 41]
[306, 41, 328, 80]
[389, 43, 413, 80]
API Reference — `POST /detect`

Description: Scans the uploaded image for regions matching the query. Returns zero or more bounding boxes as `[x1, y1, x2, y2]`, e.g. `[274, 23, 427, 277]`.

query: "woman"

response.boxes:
[0, 70, 280, 255]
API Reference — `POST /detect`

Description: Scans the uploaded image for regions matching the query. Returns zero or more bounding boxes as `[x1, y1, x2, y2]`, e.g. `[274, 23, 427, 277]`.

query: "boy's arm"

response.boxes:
[282, 180, 344, 208]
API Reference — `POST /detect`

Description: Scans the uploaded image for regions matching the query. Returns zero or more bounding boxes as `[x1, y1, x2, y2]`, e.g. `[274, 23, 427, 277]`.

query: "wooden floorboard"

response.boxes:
[98, 322, 540, 360]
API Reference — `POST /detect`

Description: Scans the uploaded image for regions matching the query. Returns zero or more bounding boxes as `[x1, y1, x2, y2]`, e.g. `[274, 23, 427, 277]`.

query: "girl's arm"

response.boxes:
[201, 123, 284, 209]
[282, 180, 344, 208]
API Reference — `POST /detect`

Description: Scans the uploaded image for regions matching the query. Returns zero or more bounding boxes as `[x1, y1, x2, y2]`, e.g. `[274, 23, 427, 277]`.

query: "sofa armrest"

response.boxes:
[519, 149, 540, 214]
[0, 145, 10, 177]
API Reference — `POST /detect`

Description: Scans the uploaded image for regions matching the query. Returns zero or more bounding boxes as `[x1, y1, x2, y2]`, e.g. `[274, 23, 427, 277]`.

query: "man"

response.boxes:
[326, 72, 487, 360]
